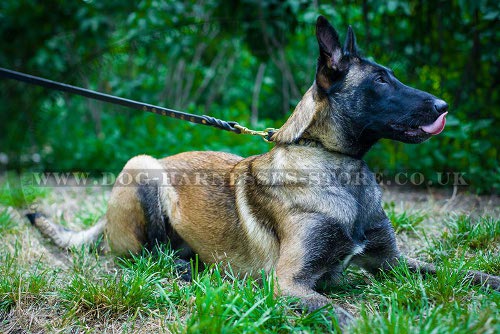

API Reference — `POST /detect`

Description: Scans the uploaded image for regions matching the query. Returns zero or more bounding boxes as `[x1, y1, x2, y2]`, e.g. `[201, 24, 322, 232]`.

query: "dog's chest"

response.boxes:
[282, 148, 385, 232]
[320, 162, 384, 237]
[266, 146, 385, 233]
[299, 149, 381, 216]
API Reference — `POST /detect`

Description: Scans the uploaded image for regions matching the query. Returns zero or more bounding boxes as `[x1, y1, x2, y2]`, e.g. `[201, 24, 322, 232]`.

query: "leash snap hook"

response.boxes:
[233, 124, 277, 142]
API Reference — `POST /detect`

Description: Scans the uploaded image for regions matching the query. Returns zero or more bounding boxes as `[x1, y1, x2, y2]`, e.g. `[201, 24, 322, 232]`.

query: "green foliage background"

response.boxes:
[0, 0, 498, 193]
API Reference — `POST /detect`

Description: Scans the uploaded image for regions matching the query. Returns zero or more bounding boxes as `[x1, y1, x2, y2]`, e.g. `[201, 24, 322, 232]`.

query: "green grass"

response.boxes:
[75, 207, 105, 228]
[73, 194, 107, 228]
[0, 172, 50, 208]
[179, 267, 343, 333]
[0, 248, 54, 312]
[353, 258, 499, 334]
[354, 298, 499, 334]
[440, 215, 499, 250]
[59, 247, 342, 332]
[0, 192, 498, 333]
[384, 201, 427, 233]
[61, 268, 162, 317]
[0, 209, 17, 234]
[425, 215, 500, 275]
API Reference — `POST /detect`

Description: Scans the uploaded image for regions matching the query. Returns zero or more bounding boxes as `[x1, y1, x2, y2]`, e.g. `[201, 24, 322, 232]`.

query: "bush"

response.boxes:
[1, 0, 497, 193]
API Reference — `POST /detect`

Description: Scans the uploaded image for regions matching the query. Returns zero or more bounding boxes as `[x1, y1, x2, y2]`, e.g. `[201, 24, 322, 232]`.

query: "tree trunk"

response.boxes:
[251, 63, 266, 126]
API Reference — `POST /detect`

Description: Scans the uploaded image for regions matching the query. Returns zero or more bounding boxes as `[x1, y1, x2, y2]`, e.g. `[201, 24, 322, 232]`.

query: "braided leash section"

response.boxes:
[201, 115, 242, 134]
[200, 116, 276, 141]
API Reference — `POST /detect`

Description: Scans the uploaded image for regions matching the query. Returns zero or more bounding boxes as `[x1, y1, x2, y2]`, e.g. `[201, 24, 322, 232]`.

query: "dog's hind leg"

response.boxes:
[137, 178, 195, 280]
[137, 180, 169, 251]
[106, 155, 193, 260]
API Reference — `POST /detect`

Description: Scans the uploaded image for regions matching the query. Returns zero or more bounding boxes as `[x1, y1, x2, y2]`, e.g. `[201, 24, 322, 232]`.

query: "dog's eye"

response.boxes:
[375, 76, 388, 84]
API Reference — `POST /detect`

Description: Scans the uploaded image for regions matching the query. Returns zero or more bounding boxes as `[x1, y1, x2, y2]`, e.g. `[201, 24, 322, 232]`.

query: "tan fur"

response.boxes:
[105, 155, 161, 254]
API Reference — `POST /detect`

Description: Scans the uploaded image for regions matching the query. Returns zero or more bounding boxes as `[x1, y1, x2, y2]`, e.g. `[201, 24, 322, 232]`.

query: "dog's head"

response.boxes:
[272, 16, 448, 158]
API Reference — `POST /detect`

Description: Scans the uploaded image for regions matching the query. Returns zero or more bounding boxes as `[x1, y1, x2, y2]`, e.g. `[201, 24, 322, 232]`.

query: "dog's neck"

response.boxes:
[301, 122, 377, 159]
[272, 86, 377, 159]
[293, 137, 323, 148]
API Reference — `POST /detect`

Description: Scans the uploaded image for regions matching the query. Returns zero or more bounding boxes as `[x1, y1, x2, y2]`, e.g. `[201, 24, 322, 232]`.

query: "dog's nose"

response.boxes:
[434, 99, 448, 114]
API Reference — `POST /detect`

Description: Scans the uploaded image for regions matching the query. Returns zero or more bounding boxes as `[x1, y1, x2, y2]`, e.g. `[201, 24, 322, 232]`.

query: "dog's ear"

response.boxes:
[315, 16, 344, 91]
[270, 87, 318, 144]
[316, 16, 342, 69]
[343, 26, 358, 58]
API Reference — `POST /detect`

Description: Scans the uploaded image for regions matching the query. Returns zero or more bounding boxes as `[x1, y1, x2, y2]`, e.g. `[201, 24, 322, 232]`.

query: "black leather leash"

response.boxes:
[0, 67, 276, 141]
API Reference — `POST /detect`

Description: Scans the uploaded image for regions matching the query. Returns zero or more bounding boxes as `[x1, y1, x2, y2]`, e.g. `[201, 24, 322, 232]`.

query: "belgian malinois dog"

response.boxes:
[29, 16, 499, 324]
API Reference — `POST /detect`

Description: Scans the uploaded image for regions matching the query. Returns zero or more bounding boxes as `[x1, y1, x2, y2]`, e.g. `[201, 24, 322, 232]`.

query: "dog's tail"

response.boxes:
[27, 212, 106, 249]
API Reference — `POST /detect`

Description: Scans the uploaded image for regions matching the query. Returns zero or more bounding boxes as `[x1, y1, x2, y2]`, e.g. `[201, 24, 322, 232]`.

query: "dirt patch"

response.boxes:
[382, 185, 499, 256]
[382, 185, 499, 217]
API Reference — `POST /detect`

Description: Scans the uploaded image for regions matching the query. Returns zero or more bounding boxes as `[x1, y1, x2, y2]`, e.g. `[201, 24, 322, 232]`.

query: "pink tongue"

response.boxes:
[421, 112, 448, 135]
